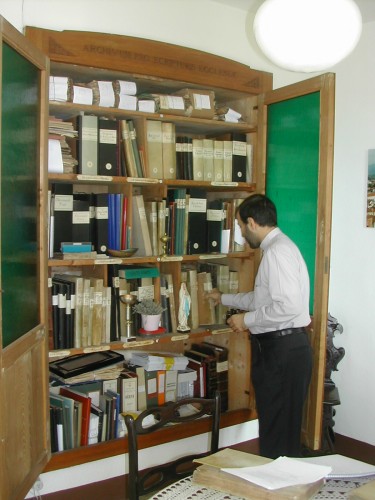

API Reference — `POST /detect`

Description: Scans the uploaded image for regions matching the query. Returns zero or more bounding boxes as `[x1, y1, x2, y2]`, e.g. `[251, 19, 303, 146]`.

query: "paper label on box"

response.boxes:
[73, 211, 90, 224]
[233, 140, 247, 156]
[99, 129, 117, 144]
[54, 194, 73, 211]
[207, 209, 223, 221]
[189, 198, 207, 213]
[95, 206, 108, 219]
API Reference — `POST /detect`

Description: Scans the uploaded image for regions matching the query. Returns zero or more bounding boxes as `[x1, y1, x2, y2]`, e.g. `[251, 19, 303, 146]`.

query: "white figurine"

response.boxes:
[177, 282, 191, 332]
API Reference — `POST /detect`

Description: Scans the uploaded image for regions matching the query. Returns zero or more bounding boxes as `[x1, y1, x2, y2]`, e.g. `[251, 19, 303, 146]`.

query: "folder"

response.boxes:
[77, 114, 98, 175]
[52, 183, 73, 253]
[187, 188, 207, 254]
[98, 117, 118, 175]
[94, 193, 109, 254]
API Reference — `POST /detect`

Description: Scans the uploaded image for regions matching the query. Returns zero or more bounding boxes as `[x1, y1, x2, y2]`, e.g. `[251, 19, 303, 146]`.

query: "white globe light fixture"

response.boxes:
[253, 0, 362, 72]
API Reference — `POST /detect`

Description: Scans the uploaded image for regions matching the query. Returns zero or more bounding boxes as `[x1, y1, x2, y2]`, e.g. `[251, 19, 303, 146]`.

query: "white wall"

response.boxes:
[1, 0, 374, 495]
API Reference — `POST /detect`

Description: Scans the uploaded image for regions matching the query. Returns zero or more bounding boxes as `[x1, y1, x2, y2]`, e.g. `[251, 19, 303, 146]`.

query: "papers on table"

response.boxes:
[222, 456, 332, 491]
[297, 454, 375, 478]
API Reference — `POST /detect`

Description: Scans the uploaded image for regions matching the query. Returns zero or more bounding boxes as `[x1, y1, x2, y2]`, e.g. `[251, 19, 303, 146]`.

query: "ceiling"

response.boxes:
[212, 0, 375, 23]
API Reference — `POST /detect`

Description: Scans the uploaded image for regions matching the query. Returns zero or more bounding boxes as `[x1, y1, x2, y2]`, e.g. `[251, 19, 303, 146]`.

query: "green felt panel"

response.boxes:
[1, 42, 39, 347]
[266, 92, 320, 314]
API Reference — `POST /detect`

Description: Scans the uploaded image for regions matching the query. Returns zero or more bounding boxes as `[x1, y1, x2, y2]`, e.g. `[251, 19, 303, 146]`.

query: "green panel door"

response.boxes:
[266, 92, 320, 314]
[1, 42, 39, 347]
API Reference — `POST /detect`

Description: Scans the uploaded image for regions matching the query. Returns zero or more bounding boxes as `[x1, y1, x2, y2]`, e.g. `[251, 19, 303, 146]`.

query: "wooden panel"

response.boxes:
[1, 328, 49, 499]
[25, 27, 273, 95]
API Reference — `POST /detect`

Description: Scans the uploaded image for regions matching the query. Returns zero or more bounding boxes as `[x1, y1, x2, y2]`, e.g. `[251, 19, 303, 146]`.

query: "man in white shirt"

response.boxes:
[207, 194, 312, 458]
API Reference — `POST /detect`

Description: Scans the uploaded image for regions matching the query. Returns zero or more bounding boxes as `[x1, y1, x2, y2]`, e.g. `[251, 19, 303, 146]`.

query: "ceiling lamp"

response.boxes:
[253, 0, 362, 72]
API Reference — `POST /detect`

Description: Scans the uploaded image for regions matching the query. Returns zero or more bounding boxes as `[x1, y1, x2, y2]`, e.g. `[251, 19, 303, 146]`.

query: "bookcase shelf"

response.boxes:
[26, 26, 273, 473]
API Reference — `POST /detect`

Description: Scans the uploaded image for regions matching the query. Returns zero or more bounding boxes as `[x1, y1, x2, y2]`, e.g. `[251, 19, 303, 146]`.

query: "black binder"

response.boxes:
[98, 118, 118, 175]
[187, 188, 207, 254]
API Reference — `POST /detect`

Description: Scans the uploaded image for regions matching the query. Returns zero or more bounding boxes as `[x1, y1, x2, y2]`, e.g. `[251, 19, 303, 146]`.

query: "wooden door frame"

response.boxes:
[256, 73, 335, 449]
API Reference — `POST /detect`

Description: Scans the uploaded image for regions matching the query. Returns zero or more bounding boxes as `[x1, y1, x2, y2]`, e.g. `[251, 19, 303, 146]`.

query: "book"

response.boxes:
[120, 120, 138, 177]
[76, 114, 98, 175]
[104, 389, 121, 439]
[59, 387, 92, 446]
[165, 369, 178, 402]
[90, 402, 104, 443]
[192, 138, 204, 181]
[231, 133, 247, 182]
[50, 393, 75, 450]
[202, 138, 214, 181]
[206, 199, 224, 253]
[161, 273, 177, 333]
[213, 140, 224, 182]
[195, 342, 229, 411]
[177, 368, 197, 399]
[146, 120, 163, 178]
[93, 193, 109, 254]
[81, 278, 91, 347]
[144, 200, 159, 256]
[197, 272, 216, 325]
[223, 140, 233, 182]
[145, 369, 158, 408]
[98, 117, 118, 175]
[157, 369, 166, 405]
[162, 122, 176, 179]
[72, 193, 91, 244]
[119, 370, 138, 412]
[131, 194, 153, 256]
[52, 276, 76, 349]
[186, 267, 199, 330]
[128, 120, 143, 177]
[90, 278, 103, 346]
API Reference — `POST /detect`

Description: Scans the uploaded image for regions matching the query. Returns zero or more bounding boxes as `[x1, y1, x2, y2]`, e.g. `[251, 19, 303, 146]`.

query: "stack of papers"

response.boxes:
[222, 456, 331, 490]
[126, 351, 189, 371]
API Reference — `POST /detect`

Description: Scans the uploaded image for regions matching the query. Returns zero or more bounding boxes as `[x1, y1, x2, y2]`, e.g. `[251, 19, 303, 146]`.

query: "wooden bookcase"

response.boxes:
[24, 26, 334, 472]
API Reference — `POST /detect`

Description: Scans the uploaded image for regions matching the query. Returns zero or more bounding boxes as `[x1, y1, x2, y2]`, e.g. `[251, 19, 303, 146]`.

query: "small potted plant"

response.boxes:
[133, 299, 166, 332]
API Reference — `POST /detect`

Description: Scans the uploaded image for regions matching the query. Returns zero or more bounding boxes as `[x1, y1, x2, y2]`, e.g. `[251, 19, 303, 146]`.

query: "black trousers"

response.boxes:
[250, 331, 313, 459]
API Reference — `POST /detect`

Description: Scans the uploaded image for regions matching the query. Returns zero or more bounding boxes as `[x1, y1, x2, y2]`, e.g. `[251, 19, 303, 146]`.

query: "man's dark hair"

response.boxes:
[236, 194, 277, 227]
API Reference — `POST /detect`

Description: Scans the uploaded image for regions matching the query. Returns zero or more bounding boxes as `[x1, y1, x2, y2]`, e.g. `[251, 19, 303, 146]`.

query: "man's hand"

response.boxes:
[205, 288, 222, 306]
[227, 313, 246, 333]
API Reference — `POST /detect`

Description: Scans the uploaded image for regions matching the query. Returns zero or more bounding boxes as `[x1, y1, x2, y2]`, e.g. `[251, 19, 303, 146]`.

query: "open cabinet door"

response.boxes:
[0, 17, 50, 499]
[257, 73, 335, 450]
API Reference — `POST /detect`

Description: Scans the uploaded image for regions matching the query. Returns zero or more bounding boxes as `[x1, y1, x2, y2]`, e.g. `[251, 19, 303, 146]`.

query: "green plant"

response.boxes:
[133, 299, 166, 315]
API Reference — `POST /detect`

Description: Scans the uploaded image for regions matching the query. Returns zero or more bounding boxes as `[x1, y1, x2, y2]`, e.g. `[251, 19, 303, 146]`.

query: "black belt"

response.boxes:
[253, 327, 306, 340]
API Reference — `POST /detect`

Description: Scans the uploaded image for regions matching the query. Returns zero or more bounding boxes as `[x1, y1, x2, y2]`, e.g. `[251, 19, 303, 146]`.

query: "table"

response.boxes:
[150, 474, 375, 500]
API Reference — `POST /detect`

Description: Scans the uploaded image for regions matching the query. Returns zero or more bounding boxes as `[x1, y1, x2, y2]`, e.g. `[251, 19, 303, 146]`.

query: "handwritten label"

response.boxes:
[127, 177, 160, 184]
[122, 340, 155, 348]
[83, 345, 110, 353]
[77, 174, 113, 182]
[171, 334, 189, 341]
[160, 256, 183, 262]
[199, 254, 226, 260]
[212, 328, 232, 335]
[94, 258, 122, 265]
[49, 350, 71, 359]
[211, 181, 238, 187]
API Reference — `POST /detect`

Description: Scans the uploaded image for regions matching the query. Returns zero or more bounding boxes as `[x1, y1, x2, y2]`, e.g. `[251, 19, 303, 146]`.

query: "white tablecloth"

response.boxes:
[150, 474, 374, 500]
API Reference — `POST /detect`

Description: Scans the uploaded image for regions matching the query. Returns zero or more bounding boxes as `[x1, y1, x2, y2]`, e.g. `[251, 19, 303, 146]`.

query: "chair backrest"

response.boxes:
[125, 391, 221, 500]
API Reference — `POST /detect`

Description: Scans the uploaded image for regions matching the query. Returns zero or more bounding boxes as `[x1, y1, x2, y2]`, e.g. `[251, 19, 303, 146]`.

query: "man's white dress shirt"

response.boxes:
[221, 227, 310, 335]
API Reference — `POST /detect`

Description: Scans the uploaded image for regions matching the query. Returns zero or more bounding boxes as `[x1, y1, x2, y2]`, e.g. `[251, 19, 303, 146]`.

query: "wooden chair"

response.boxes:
[125, 391, 221, 500]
